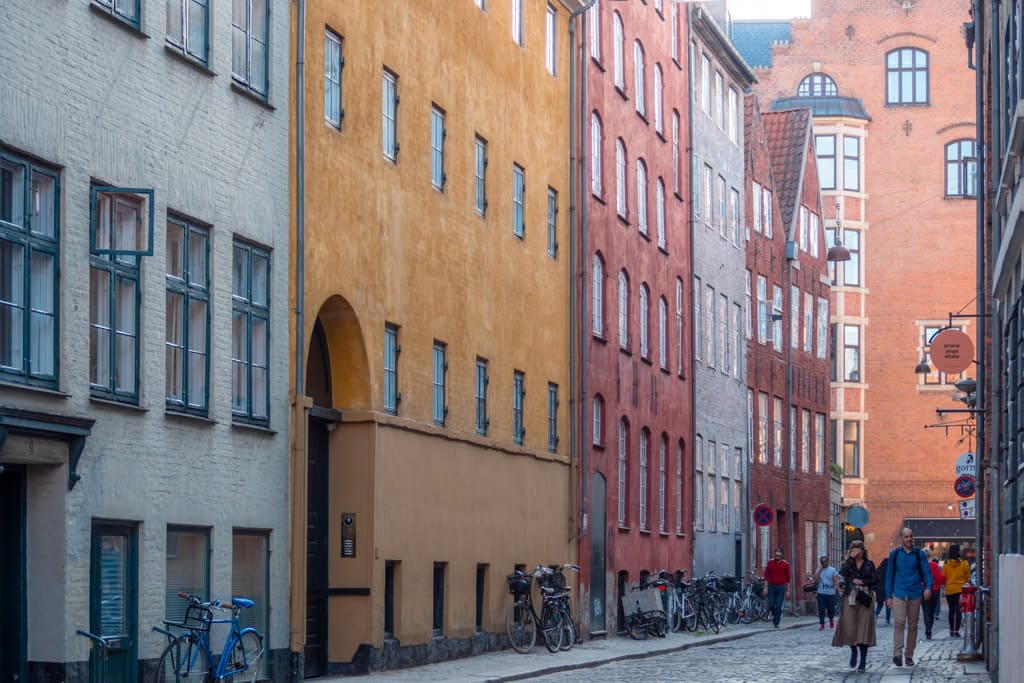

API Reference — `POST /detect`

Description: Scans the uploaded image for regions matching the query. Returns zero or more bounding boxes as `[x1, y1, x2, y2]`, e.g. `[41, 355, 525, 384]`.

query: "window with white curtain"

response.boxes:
[634, 41, 646, 115]
[618, 270, 629, 348]
[804, 292, 814, 353]
[591, 112, 603, 196]
[670, 4, 679, 63]
[639, 284, 649, 358]
[636, 158, 647, 235]
[816, 297, 829, 359]
[166, 217, 209, 414]
[613, 13, 624, 90]
[676, 278, 684, 375]
[672, 111, 680, 195]
[592, 253, 604, 335]
[545, 4, 557, 74]
[616, 138, 627, 217]
[728, 86, 738, 143]
[231, 0, 269, 97]
[656, 178, 665, 248]
[589, 0, 601, 60]
[592, 395, 603, 445]
[167, 0, 210, 64]
[653, 64, 663, 132]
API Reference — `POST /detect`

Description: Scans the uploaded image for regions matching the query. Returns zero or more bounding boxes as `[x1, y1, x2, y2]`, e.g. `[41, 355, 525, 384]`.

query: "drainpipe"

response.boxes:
[296, 0, 306, 397]
[784, 245, 797, 616]
[568, 6, 578, 547]
[687, 7, 697, 575]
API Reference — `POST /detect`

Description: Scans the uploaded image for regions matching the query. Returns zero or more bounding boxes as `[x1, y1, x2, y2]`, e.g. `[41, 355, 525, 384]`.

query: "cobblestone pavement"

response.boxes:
[519, 621, 991, 683]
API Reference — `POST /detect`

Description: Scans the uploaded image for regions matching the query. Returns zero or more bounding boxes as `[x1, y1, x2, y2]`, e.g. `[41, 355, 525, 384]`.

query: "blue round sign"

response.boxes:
[753, 504, 773, 527]
[954, 475, 976, 499]
[847, 505, 870, 528]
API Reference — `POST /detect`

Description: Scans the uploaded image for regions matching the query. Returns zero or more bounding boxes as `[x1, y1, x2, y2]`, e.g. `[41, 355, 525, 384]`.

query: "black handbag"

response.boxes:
[802, 582, 818, 593]
[855, 588, 872, 608]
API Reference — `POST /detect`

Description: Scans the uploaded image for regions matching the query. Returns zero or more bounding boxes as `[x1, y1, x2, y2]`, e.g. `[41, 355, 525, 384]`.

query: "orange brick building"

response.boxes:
[734, 0, 977, 560]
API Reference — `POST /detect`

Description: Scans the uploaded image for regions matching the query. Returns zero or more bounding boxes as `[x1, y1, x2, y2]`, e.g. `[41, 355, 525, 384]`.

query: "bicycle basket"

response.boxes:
[720, 576, 741, 593]
[170, 603, 213, 632]
[752, 580, 765, 598]
[507, 573, 533, 596]
[546, 571, 567, 592]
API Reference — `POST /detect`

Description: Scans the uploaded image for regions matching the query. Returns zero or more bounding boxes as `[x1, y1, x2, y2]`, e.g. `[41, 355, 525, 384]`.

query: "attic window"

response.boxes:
[797, 73, 838, 97]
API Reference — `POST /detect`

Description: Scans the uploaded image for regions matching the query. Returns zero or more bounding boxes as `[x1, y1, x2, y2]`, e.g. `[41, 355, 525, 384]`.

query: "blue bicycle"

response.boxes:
[155, 592, 263, 683]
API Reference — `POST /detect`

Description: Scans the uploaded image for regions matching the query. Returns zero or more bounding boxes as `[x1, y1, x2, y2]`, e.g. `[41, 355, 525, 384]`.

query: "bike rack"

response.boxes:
[76, 630, 116, 683]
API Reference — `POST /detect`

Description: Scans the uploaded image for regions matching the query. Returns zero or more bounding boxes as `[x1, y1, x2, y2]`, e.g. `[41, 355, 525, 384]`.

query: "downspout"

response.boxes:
[296, 0, 306, 397]
[687, 8, 697, 574]
[568, 6, 578, 547]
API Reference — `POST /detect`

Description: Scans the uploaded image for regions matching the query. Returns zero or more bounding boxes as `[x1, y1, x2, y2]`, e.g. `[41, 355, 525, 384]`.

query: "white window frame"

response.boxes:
[636, 158, 648, 235]
[613, 13, 625, 90]
[591, 113, 603, 196]
[382, 70, 399, 161]
[639, 284, 649, 358]
[545, 5, 557, 74]
[634, 41, 645, 116]
[324, 30, 343, 128]
[592, 254, 604, 336]
[616, 138, 627, 218]
[618, 271, 629, 349]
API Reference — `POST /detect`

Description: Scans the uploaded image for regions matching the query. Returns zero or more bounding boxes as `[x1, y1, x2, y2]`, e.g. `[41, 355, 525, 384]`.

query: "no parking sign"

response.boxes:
[753, 504, 773, 527]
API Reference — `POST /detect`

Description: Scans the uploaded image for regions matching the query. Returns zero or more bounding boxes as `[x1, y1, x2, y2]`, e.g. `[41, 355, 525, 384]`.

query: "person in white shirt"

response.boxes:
[815, 555, 841, 630]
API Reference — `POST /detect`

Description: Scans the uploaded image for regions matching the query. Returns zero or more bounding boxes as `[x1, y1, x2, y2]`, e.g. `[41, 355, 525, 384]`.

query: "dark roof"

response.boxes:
[730, 21, 791, 69]
[770, 96, 872, 120]
[762, 108, 810, 235]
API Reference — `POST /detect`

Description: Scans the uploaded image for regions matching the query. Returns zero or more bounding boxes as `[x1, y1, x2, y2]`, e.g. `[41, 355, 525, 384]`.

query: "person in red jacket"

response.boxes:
[920, 550, 945, 639]
[765, 547, 791, 628]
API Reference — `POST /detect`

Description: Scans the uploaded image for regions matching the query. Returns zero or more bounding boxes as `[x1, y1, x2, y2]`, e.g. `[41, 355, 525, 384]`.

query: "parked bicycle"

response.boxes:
[622, 572, 668, 639]
[737, 571, 770, 624]
[505, 567, 568, 653]
[154, 592, 263, 683]
[545, 564, 580, 651]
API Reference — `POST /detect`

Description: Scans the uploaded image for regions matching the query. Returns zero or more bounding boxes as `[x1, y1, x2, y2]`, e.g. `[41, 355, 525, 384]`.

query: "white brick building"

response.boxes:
[0, 2, 290, 682]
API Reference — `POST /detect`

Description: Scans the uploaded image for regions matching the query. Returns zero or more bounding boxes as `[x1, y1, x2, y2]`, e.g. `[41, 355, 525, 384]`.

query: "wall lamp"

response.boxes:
[827, 201, 851, 262]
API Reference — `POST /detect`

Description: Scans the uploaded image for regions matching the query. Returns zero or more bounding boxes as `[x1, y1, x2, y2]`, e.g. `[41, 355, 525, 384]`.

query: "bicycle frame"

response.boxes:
[155, 598, 261, 680]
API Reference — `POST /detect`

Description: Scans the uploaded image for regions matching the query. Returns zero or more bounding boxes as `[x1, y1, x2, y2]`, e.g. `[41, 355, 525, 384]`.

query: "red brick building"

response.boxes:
[578, 0, 693, 636]
[735, 0, 977, 560]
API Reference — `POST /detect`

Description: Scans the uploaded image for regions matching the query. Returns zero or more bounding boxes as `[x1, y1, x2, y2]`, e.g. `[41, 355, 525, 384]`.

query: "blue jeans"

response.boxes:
[875, 598, 891, 622]
[767, 584, 786, 626]
[816, 593, 837, 624]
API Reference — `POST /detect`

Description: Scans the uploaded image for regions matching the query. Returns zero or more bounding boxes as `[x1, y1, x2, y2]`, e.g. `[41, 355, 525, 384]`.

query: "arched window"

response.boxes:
[592, 394, 604, 445]
[675, 277, 684, 375]
[945, 139, 977, 197]
[796, 72, 838, 97]
[591, 112, 603, 197]
[634, 41, 646, 115]
[589, 0, 601, 61]
[592, 252, 604, 336]
[639, 428, 650, 529]
[658, 296, 668, 368]
[639, 284, 650, 358]
[617, 418, 628, 525]
[653, 64, 664, 133]
[886, 47, 928, 104]
[616, 138, 627, 217]
[658, 434, 667, 532]
[612, 12, 624, 90]
[656, 178, 666, 248]
[618, 270, 629, 349]
[675, 439, 684, 533]
[636, 158, 648, 235]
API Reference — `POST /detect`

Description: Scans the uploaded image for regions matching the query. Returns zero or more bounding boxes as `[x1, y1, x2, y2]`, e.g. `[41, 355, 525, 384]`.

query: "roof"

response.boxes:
[730, 20, 792, 69]
[770, 96, 872, 120]
[691, 5, 757, 87]
[762, 108, 811, 236]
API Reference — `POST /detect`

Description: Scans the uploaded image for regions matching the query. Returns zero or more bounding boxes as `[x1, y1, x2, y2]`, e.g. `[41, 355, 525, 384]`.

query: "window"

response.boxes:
[789, 405, 797, 471]
[634, 41, 646, 116]
[636, 159, 648, 235]
[670, 4, 679, 63]
[843, 420, 860, 476]
[945, 139, 977, 197]
[672, 111, 681, 195]
[232, 530, 269, 678]
[714, 71, 724, 129]
[592, 395, 604, 445]
[675, 278, 684, 375]
[692, 153, 701, 218]
[546, 188, 559, 258]
[547, 383, 559, 452]
[704, 283, 714, 366]
[814, 413, 825, 473]
[922, 325, 964, 385]
[693, 276, 701, 362]
[658, 296, 668, 369]
[705, 443, 716, 532]
[763, 187, 773, 236]
[475, 357, 489, 434]
[694, 436, 704, 529]
[590, 0, 601, 61]
[231, 241, 270, 424]
[231, 0, 270, 96]
[886, 47, 928, 104]
[716, 175, 726, 236]
[90, 522, 138, 646]
[384, 323, 399, 414]
[804, 292, 813, 353]
[0, 151, 59, 387]
[618, 271, 629, 348]
[618, 419, 628, 525]
[655, 178, 665, 248]
[639, 284, 649, 358]
[801, 409, 811, 472]
[658, 435, 667, 532]
[701, 54, 711, 114]
[513, 370, 525, 444]
[745, 270, 752, 340]
[702, 164, 713, 226]
[512, 164, 525, 238]
[730, 187, 740, 246]
[653, 64, 663, 133]
[166, 528, 209, 625]
[613, 13, 625, 90]
[758, 392, 769, 464]
[810, 212, 819, 258]
[790, 285, 801, 350]
[799, 205, 809, 251]
[592, 253, 604, 336]
[842, 136, 860, 191]
[797, 73, 838, 97]
[616, 139, 627, 218]
[382, 70, 399, 161]
[828, 228, 861, 286]
[426, 106, 446, 191]
[717, 293, 727, 371]
[773, 397, 783, 467]
[675, 441, 683, 533]
[91, 189, 148, 403]
[474, 136, 488, 215]
[728, 87, 739, 144]
[731, 302, 741, 377]
[772, 285, 783, 349]
[815, 135, 835, 190]
[756, 275, 767, 344]
[816, 298, 828, 359]
[166, 217, 209, 414]
[545, 5, 557, 75]
[167, 0, 209, 64]
[324, 30, 343, 128]
[475, 0, 486, 9]
[752, 181, 762, 233]
[511, 0, 523, 46]
[843, 324, 860, 382]
[93, 0, 139, 27]
[432, 341, 447, 426]
[591, 113, 603, 197]
[639, 428, 649, 529]
[433, 562, 446, 636]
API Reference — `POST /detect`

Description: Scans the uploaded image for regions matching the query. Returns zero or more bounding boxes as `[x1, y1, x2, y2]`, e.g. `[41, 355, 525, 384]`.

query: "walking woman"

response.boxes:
[833, 540, 877, 672]
[941, 544, 972, 637]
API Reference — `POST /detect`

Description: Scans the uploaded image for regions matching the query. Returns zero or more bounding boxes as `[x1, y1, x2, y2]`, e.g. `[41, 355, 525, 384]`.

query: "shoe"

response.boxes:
[858, 662, 866, 672]
[926, 633, 932, 639]
[820, 623, 825, 630]
[905, 657, 915, 666]
[850, 650, 858, 668]
[892, 655, 903, 667]
[829, 617, 835, 628]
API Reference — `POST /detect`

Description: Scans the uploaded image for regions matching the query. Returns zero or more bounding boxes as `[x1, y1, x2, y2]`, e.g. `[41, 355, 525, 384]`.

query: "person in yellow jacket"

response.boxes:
[941, 544, 972, 637]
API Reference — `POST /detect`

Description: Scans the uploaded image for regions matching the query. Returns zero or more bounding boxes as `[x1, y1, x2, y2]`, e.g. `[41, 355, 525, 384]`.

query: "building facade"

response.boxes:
[0, 1, 292, 682]
[288, 0, 583, 674]
[689, 4, 756, 578]
[578, 0, 693, 637]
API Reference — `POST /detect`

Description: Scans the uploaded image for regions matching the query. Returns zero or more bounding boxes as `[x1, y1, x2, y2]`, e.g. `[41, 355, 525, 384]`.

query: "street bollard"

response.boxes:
[956, 583, 982, 662]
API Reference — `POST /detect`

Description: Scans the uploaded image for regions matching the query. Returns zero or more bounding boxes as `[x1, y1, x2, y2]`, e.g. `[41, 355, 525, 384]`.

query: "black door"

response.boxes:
[0, 466, 26, 683]
[90, 522, 138, 683]
[305, 418, 330, 678]
[589, 473, 606, 633]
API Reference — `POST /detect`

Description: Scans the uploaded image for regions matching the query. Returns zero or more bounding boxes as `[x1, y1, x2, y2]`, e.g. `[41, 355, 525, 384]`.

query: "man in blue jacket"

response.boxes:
[884, 527, 931, 667]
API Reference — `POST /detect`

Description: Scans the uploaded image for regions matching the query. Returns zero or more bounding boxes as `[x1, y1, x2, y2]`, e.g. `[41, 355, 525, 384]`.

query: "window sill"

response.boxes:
[639, 230, 651, 242]
[641, 356, 653, 366]
[618, 525, 631, 532]
[676, 532, 686, 538]
[659, 531, 670, 537]
[656, 130, 666, 143]
[591, 57, 605, 72]
[635, 111, 649, 125]
[620, 346, 633, 357]
[592, 333, 607, 344]
[660, 366, 670, 375]
[884, 101, 930, 108]
[90, 396, 148, 412]
[674, 191, 685, 203]
[658, 245, 668, 256]
[593, 443, 605, 451]
[230, 81, 275, 111]
[164, 44, 216, 77]
[617, 213, 630, 227]
[165, 409, 217, 425]
[231, 420, 277, 435]
[89, 3, 150, 39]
[616, 86, 629, 102]
[639, 528, 652, 536]
[0, 379, 69, 399]
[591, 193, 606, 205]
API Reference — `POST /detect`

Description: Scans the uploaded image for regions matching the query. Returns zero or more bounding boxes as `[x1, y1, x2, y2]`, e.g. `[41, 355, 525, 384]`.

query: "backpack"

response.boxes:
[886, 547, 926, 595]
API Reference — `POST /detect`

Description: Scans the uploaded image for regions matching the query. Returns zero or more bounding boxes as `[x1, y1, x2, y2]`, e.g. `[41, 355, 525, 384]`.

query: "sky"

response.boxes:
[726, 0, 812, 20]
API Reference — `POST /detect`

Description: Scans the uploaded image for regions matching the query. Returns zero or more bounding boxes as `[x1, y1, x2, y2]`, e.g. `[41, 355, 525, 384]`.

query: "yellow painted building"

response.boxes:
[288, 0, 584, 674]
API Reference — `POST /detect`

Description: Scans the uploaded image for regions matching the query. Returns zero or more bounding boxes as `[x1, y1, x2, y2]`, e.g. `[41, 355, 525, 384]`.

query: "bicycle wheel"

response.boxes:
[557, 603, 576, 651]
[505, 602, 536, 653]
[681, 595, 698, 631]
[625, 613, 649, 640]
[540, 604, 563, 653]
[667, 594, 682, 633]
[156, 635, 209, 683]
[726, 593, 741, 625]
[226, 631, 263, 683]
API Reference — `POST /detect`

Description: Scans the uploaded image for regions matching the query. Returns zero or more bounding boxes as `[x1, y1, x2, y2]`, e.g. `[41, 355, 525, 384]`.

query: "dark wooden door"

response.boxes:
[305, 418, 330, 677]
[0, 466, 26, 683]
[588, 473, 607, 633]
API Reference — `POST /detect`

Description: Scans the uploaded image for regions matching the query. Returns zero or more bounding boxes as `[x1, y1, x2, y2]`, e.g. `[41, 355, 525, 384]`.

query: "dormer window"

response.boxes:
[797, 72, 838, 97]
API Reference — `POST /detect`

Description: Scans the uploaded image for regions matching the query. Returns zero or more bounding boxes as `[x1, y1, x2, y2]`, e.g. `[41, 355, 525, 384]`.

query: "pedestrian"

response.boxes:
[814, 555, 840, 630]
[884, 527, 931, 667]
[764, 547, 790, 628]
[873, 556, 891, 625]
[941, 544, 972, 637]
[832, 540, 876, 672]
[920, 549, 944, 639]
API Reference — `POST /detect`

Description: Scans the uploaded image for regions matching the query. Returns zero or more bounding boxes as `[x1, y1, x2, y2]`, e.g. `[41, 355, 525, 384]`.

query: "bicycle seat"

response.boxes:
[229, 597, 254, 608]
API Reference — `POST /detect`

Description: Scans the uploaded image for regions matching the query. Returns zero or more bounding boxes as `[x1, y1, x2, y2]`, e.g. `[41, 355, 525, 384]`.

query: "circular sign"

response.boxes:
[753, 504, 774, 527]
[929, 329, 974, 374]
[954, 474, 976, 498]
[847, 505, 870, 528]
[955, 452, 976, 477]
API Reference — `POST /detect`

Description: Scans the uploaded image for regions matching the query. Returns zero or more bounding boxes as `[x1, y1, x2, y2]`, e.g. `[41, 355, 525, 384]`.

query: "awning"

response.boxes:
[903, 517, 976, 541]
[0, 405, 95, 490]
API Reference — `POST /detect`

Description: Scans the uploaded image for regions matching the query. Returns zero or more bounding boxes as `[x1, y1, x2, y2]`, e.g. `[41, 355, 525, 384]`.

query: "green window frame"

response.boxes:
[547, 382, 558, 452]
[384, 323, 399, 414]
[513, 164, 525, 238]
[92, 0, 140, 29]
[165, 216, 210, 415]
[90, 521, 139, 682]
[90, 187, 154, 257]
[231, 240, 271, 425]
[232, 0, 270, 97]
[0, 150, 60, 388]
[547, 188, 558, 258]
[513, 370, 525, 445]
[432, 341, 447, 426]
[166, 0, 210, 65]
[431, 106, 446, 191]
[475, 357, 488, 435]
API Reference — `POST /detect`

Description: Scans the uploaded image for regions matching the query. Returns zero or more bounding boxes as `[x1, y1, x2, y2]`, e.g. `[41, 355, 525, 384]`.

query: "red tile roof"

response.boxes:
[762, 107, 811, 237]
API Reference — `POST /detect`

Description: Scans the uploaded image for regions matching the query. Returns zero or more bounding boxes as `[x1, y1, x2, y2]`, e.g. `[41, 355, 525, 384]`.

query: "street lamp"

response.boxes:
[827, 202, 852, 263]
